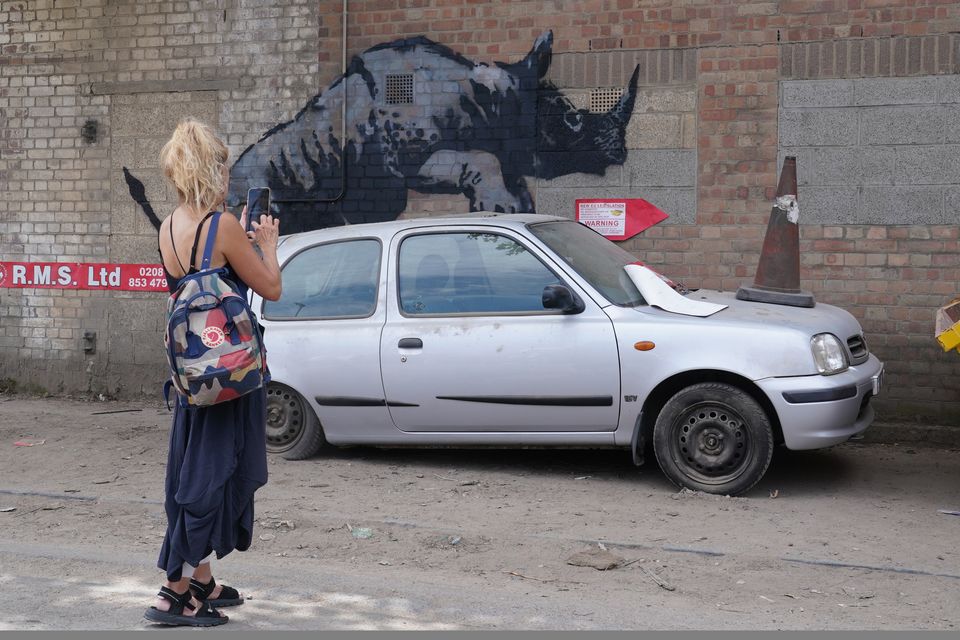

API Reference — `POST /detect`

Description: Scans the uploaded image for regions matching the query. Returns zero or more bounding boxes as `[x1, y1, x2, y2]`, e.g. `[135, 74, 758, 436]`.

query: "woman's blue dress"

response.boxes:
[157, 263, 268, 581]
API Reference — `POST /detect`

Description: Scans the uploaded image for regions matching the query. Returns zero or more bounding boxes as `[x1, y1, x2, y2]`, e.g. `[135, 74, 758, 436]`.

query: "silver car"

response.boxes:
[251, 213, 883, 496]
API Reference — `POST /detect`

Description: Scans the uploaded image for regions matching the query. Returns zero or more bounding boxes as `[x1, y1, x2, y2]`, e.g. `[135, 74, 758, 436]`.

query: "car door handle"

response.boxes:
[398, 338, 423, 349]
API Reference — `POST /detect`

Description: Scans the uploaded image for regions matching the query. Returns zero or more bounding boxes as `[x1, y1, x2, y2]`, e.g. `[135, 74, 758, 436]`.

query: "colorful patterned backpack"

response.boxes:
[163, 212, 268, 407]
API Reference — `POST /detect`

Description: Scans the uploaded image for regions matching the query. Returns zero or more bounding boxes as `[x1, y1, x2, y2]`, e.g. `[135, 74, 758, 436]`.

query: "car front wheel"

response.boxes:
[653, 382, 773, 496]
[265, 382, 326, 460]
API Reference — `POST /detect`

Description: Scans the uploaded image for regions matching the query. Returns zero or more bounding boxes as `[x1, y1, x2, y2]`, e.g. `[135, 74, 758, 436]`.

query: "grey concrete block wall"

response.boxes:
[860, 107, 945, 145]
[896, 146, 960, 184]
[625, 149, 697, 187]
[534, 185, 697, 224]
[779, 74, 960, 225]
[855, 77, 940, 105]
[780, 109, 860, 146]
[860, 187, 949, 225]
[781, 80, 854, 108]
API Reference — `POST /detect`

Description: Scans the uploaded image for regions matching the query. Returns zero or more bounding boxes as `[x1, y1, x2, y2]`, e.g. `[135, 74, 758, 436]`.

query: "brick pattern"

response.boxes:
[772, 73, 960, 421]
[698, 43, 781, 226]
[782, 34, 960, 80]
[1, 0, 960, 422]
[799, 225, 960, 420]
[0, 0, 320, 395]
[547, 49, 697, 89]
[343, 0, 960, 56]
[780, 35, 960, 424]
[0, 1, 112, 392]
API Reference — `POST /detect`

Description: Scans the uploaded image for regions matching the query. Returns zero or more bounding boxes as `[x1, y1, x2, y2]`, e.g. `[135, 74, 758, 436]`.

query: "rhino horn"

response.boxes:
[607, 64, 640, 127]
[518, 30, 553, 79]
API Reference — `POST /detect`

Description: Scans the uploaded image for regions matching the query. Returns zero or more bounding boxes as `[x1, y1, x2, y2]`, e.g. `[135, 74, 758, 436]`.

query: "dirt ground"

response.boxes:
[0, 394, 958, 630]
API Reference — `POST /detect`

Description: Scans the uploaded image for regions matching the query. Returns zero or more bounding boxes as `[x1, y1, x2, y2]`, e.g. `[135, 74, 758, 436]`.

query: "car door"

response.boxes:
[259, 237, 395, 442]
[379, 226, 621, 432]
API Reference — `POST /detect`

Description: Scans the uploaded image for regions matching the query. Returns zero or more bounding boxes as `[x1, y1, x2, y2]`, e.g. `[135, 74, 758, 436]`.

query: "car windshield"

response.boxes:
[528, 220, 645, 307]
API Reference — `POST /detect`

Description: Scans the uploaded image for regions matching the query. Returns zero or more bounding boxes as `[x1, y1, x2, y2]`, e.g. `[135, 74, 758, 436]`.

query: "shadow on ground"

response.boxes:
[287, 442, 866, 498]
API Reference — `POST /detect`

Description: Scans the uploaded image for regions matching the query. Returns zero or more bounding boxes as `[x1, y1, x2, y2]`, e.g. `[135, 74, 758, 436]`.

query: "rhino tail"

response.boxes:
[123, 167, 162, 231]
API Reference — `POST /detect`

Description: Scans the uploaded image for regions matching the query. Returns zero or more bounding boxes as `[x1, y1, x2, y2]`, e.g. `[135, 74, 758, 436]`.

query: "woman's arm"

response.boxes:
[219, 210, 282, 301]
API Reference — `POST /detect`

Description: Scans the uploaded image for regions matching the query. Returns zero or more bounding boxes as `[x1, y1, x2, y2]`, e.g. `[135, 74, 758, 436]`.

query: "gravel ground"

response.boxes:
[0, 395, 958, 630]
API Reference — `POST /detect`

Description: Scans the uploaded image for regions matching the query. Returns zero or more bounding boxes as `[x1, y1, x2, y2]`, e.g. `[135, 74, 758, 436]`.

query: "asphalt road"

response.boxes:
[0, 396, 958, 630]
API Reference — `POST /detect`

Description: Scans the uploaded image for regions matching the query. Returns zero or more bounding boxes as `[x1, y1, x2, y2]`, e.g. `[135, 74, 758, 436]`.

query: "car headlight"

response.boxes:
[811, 333, 848, 375]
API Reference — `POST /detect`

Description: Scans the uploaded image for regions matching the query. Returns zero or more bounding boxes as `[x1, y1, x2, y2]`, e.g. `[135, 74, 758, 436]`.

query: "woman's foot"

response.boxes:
[190, 576, 245, 607]
[145, 585, 228, 627]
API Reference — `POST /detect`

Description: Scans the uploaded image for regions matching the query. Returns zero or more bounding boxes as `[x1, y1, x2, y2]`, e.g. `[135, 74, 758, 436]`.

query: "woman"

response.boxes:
[146, 118, 282, 627]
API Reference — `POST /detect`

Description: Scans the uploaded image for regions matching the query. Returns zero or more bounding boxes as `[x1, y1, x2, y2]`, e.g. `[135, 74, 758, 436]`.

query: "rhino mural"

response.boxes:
[128, 30, 640, 235]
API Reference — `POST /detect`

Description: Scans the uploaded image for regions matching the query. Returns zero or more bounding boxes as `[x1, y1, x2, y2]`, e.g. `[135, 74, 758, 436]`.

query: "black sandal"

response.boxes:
[190, 577, 245, 607]
[144, 585, 229, 627]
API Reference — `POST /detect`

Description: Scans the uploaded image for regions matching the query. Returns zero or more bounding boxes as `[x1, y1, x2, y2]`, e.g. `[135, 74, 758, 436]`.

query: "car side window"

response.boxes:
[264, 239, 381, 319]
[398, 232, 561, 315]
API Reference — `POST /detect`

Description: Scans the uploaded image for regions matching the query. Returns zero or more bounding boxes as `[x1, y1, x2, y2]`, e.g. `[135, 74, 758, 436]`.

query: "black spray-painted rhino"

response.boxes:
[227, 30, 638, 233]
[128, 31, 639, 235]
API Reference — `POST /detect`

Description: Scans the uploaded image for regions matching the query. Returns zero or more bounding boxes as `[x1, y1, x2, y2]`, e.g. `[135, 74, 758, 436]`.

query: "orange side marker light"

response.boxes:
[634, 341, 655, 351]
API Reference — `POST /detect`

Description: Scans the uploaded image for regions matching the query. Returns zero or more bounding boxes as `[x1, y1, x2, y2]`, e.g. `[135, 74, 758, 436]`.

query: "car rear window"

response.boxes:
[264, 239, 381, 319]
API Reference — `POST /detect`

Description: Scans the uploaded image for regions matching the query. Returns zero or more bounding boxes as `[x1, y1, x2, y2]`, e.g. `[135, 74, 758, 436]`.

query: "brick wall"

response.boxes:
[1, 0, 959, 422]
[775, 48, 960, 421]
[0, 0, 321, 394]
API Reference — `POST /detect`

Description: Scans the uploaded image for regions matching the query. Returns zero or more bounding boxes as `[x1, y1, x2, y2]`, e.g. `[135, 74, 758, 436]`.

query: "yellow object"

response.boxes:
[937, 323, 960, 352]
[935, 297, 960, 353]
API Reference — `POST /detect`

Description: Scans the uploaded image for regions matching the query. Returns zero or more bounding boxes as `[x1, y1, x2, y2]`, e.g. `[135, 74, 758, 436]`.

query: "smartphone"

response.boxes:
[246, 187, 270, 233]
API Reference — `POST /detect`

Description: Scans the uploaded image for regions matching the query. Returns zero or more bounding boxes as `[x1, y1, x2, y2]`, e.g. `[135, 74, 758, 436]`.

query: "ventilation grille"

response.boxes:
[590, 87, 623, 113]
[847, 334, 868, 362]
[385, 73, 414, 105]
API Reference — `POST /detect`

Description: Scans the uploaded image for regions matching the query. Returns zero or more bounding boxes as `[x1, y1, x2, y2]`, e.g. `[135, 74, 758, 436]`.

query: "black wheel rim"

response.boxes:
[669, 401, 755, 486]
[265, 385, 304, 452]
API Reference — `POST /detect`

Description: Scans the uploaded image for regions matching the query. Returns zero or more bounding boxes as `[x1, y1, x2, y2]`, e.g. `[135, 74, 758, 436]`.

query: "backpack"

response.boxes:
[163, 212, 268, 408]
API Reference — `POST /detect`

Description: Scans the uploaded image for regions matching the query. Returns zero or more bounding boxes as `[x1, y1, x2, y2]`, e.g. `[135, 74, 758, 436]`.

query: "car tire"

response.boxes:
[265, 382, 326, 460]
[652, 382, 773, 496]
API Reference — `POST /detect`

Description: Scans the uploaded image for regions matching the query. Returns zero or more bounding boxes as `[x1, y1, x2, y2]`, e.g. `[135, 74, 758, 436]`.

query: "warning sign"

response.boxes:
[575, 198, 669, 241]
[576, 201, 627, 236]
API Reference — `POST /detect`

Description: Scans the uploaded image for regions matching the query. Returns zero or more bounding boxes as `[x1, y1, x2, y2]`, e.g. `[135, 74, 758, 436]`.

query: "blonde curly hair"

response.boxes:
[159, 118, 229, 213]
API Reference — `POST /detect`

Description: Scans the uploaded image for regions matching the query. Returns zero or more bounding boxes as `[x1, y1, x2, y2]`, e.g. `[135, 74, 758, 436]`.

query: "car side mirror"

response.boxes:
[542, 284, 585, 314]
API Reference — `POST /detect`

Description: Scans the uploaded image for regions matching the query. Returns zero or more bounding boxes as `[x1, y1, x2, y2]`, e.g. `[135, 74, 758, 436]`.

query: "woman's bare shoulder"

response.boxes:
[157, 215, 171, 244]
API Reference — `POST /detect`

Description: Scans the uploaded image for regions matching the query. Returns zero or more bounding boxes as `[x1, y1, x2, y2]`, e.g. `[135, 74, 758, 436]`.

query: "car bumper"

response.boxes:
[756, 354, 884, 451]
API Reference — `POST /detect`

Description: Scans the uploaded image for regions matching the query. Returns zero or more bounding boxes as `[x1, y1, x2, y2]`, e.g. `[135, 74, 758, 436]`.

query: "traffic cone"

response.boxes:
[736, 156, 815, 308]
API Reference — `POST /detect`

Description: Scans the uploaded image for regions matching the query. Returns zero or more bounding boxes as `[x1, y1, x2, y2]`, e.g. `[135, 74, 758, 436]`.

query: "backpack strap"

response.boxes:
[188, 211, 219, 272]
[199, 212, 222, 270]
[163, 380, 174, 411]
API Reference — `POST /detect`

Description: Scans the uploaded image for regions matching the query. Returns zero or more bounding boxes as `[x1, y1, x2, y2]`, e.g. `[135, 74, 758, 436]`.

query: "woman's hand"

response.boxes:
[238, 205, 249, 239]
[214, 197, 283, 302]
[229, 203, 257, 245]
[250, 214, 279, 253]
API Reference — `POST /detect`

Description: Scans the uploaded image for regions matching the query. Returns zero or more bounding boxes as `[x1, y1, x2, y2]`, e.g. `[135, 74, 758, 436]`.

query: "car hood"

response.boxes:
[673, 289, 864, 339]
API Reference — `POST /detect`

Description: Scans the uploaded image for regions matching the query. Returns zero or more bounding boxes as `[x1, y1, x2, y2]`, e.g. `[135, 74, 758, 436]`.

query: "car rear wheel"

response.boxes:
[265, 383, 325, 460]
[653, 382, 773, 496]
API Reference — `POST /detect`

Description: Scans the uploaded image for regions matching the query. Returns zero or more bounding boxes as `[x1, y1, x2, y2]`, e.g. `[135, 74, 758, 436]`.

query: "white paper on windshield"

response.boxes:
[624, 264, 727, 318]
